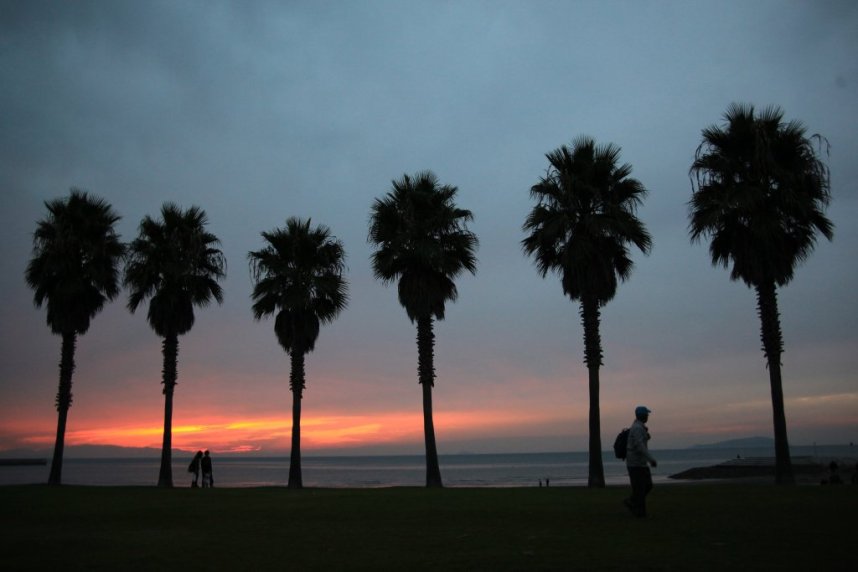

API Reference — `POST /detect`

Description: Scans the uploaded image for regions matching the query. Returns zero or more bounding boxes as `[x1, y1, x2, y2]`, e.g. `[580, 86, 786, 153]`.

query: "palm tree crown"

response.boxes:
[26, 189, 125, 336]
[249, 217, 348, 365]
[369, 171, 478, 323]
[125, 203, 226, 337]
[522, 137, 652, 310]
[689, 103, 833, 287]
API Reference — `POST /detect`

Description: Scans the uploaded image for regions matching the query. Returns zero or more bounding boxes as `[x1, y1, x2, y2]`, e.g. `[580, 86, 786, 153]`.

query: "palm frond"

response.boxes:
[124, 203, 226, 337]
[248, 218, 348, 354]
[522, 138, 652, 304]
[689, 103, 834, 288]
[368, 171, 478, 322]
[26, 189, 125, 335]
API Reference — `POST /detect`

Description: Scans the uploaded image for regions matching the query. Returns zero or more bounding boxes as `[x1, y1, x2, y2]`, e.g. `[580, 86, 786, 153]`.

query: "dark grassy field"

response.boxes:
[1, 484, 854, 570]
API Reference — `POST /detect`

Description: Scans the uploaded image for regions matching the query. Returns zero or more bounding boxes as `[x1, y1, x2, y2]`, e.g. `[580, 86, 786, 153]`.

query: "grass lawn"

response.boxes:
[1, 483, 853, 570]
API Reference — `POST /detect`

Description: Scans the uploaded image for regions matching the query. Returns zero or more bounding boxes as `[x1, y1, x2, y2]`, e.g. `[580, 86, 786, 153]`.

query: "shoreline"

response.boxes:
[4, 450, 856, 488]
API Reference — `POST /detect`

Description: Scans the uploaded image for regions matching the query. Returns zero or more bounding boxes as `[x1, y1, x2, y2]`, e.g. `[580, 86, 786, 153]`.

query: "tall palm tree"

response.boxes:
[689, 103, 833, 484]
[25, 189, 125, 485]
[522, 137, 652, 488]
[248, 217, 348, 489]
[368, 171, 478, 488]
[124, 204, 226, 488]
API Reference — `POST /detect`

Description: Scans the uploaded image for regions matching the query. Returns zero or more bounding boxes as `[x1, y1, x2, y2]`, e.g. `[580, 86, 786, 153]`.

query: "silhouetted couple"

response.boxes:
[188, 450, 214, 488]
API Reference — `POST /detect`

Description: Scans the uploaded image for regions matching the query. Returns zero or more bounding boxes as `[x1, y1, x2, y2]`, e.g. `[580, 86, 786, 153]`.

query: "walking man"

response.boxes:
[624, 405, 657, 517]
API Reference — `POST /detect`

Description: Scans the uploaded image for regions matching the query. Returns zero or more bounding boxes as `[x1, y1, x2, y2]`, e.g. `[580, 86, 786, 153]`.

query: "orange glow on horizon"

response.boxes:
[9, 390, 852, 454]
[11, 409, 556, 454]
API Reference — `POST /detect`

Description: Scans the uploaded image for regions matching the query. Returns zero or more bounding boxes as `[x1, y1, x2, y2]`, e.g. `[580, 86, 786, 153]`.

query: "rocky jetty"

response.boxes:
[669, 456, 853, 482]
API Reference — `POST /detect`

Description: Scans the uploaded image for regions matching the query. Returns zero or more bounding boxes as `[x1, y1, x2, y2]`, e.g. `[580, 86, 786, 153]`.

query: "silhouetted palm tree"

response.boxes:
[248, 218, 348, 489]
[689, 104, 833, 484]
[522, 138, 652, 488]
[369, 171, 478, 488]
[124, 204, 226, 487]
[25, 189, 125, 485]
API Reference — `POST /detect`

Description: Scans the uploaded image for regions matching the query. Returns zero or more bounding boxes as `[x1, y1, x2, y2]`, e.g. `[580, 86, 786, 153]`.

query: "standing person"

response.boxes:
[624, 406, 657, 518]
[201, 450, 214, 488]
[188, 450, 203, 487]
[827, 461, 842, 484]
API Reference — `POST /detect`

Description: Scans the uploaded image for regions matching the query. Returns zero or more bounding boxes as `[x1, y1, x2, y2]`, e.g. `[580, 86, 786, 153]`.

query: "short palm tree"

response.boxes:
[689, 103, 833, 484]
[25, 189, 125, 485]
[522, 137, 652, 488]
[248, 217, 348, 489]
[369, 171, 478, 488]
[124, 204, 226, 488]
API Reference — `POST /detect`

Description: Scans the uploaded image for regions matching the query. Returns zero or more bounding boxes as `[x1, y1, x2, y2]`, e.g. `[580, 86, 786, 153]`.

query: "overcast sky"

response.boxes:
[1, 0, 856, 456]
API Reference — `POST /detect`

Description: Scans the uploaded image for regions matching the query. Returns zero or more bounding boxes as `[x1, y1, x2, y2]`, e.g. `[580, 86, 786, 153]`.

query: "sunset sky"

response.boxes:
[1, 0, 856, 457]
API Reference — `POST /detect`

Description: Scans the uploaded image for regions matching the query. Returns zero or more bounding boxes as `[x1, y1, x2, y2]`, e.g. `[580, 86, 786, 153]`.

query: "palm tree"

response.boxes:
[248, 218, 348, 489]
[368, 171, 478, 488]
[689, 103, 833, 485]
[124, 204, 226, 487]
[25, 189, 125, 485]
[522, 137, 652, 488]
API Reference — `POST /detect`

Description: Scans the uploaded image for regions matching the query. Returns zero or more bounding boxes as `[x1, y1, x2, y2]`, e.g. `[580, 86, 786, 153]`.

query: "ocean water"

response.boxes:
[1, 445, 854, 488]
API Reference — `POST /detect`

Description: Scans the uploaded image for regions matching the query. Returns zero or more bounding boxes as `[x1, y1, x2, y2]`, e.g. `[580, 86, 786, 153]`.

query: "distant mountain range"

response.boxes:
[691, 436, 775, 449]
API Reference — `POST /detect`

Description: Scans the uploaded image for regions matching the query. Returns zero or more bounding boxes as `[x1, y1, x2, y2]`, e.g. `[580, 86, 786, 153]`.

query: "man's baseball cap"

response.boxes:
[635, 406, 652, 416]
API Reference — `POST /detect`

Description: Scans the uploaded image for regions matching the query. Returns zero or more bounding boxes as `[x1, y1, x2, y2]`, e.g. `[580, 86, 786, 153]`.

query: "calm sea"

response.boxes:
[1, 445, 854, 488]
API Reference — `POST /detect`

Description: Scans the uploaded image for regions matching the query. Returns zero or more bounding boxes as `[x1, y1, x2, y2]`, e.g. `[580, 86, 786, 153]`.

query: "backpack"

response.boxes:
[613, 428, 630, 460]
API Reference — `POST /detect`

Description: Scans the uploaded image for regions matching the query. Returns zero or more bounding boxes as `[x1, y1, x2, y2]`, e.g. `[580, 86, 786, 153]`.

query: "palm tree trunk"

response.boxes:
[158, 333, 178, 488]
[288, 348, 305, 489]
[581, 296, 605, 488]
[417, 316, 443, 488]
[48, 331, 76, 485]
[756, 282, 794, 485]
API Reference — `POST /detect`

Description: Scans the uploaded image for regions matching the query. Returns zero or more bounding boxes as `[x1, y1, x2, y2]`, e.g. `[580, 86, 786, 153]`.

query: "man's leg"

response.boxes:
[628, 467, 647, 517]
[639, 467, 653, 517]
